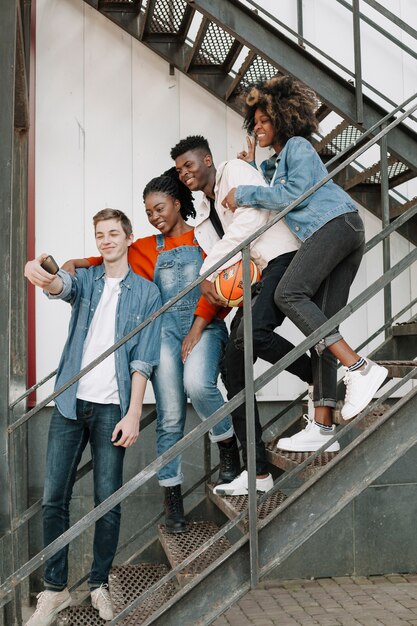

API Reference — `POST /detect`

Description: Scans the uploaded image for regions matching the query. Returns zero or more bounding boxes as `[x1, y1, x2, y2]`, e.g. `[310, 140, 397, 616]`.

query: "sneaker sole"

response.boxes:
[341, 366, 388, 420]
[276, 442, 340, 453]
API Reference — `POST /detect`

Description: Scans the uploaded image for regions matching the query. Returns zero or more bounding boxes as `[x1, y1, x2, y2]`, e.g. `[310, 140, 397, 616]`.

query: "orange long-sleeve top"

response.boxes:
[87, 229, 228, 322]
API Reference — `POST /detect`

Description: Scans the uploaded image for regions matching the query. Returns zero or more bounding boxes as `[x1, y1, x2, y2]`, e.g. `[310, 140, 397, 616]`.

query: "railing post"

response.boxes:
[296, 0, 304, 47]
[380, 125, 392, 337]
[0, 0, 29, 623]
[352, 0, 364, 124]
[242, 246, 259, 589]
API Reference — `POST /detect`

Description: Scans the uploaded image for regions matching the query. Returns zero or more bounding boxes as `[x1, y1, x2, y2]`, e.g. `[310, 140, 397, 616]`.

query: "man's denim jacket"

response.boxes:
[235, 136, 357, 242]
[47, 266, 162, 419]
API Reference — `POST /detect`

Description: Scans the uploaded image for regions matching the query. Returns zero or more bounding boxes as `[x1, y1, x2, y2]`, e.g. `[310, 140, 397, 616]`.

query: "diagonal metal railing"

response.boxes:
[244, 0, 417, 128]
[3, 94, 417, 618]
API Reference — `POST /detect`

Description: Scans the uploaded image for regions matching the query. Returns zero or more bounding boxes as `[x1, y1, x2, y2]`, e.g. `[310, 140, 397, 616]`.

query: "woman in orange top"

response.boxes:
[70, 169, 240, 533]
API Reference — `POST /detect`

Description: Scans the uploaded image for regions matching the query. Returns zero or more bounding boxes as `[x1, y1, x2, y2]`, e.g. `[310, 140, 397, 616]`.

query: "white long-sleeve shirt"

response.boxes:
[195, 159, 300, 279]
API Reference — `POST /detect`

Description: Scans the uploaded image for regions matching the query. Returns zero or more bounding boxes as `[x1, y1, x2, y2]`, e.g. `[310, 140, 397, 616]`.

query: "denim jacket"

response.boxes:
[235, 136, 357, 241]
[47, 266, 162, 419]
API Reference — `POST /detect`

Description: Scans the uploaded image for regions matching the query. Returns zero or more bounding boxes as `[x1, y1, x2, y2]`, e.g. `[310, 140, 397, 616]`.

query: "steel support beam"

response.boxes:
[0, 0, 30, 623]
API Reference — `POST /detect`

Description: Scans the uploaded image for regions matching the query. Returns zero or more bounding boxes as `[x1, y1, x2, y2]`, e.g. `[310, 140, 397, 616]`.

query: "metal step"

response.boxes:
[158, 520, 231, 586]
[332, 402, 391, 428]
[392, 321, 417, 336]
[390, 195, 417, 220]
[265, 437, 338, 479]
[85, 0, 417, 247]
[185, 17, 243, 74]
[265, 405, 390, 481]
[57, 563, 177, 625]
[99, 0, 141, 12]
[315, 121, 360, 157]
[206, 483, 287, 534]
[343, 155, 413, 191]
[377, 359, 417, 378]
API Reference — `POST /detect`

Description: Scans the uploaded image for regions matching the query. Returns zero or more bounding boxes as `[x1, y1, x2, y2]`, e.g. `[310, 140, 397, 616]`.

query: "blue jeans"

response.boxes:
[43, 400, 125, 590]
[275, 213, 365, 406]
[152, 319, 234, 487]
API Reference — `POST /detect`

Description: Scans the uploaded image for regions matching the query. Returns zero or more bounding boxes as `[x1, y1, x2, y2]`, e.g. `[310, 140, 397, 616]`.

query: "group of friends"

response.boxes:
[24, 75, 388, 625]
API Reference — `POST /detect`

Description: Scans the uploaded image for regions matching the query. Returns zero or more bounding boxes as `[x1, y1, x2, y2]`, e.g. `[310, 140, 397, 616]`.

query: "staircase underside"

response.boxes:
[84, 0, 417, 246]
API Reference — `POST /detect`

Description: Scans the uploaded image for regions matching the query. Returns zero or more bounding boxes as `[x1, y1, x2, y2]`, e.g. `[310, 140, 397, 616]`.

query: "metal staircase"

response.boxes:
[84, 0, 417, 245]
[2, 1, 417, 625]
[15, 316, 413, 625]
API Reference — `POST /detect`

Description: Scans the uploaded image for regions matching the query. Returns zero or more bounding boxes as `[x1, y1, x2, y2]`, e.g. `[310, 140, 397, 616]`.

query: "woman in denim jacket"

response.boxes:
[223, 75, 387, 452]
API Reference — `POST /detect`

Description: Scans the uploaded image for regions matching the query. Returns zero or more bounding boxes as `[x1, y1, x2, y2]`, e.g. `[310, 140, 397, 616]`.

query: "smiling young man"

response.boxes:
[24, 209, 161, 626]
[170, 136, 312, 496]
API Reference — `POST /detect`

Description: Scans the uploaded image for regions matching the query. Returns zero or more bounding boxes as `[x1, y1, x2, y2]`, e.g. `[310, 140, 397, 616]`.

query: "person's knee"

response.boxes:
[156, 412, 184, 436]
[252, 326, 271, 352]
[274, 281, 295, 315]
[184, 372, 213, 401]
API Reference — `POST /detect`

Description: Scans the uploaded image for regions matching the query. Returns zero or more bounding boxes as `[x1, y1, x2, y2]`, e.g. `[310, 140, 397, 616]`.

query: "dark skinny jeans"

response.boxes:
[275, 213, 365, 407]
[223, 251, 312, 474]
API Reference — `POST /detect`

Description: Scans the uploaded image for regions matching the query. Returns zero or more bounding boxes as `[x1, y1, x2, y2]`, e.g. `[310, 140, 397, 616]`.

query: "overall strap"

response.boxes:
[156, 234, 165, 251]
[209, 198, 225, 239]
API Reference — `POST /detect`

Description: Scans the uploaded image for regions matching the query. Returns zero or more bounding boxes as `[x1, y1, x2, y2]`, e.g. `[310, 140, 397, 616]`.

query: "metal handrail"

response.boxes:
[5, 97, 417, 529]
[9, 91, 416, 416]
[3, 97, 417, 610]
[9, 91, 417, 426]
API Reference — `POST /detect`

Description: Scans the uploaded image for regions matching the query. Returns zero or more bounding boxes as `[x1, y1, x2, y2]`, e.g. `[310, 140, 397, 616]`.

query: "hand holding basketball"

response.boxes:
[214, 259, 261, 307]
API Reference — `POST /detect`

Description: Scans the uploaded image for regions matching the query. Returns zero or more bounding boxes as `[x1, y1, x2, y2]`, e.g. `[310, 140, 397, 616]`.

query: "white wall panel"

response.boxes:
[36, 0, 85, 398]
[34, 0, 416, 405]
[83, 5, 134, 253]
[131, 46, 180, 237]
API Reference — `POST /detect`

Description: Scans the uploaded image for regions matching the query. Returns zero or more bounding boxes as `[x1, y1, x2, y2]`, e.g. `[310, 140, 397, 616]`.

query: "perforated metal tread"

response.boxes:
[57, 563, 177, 625]
[206, 483, 287, 533]
[377, 359, 417, 378]
[392, 321, 417, 336]
[265, 438, 338, 479]
[158, 520, 231, 585]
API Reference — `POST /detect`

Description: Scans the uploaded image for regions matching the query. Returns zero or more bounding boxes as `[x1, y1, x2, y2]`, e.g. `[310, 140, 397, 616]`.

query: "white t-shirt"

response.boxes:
[76, 276, 122, 404]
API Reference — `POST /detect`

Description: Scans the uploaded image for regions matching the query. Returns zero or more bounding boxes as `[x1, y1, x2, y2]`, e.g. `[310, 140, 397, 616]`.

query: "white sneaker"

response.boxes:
[213, 469, 273, 496]
[25, 588, 71, 626]
[341, 359, 388, 420]
[276, 415, 340, 453]
[91, 583, 114, 621]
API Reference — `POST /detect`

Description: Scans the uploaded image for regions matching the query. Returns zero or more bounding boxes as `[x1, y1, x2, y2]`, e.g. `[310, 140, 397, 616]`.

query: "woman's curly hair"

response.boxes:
[243, 75, 319, 144]
[143, 167, 196, 221]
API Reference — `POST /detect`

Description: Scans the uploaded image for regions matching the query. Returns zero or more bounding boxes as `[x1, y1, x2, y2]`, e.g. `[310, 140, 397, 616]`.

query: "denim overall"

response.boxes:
[151, 234, 233, 486]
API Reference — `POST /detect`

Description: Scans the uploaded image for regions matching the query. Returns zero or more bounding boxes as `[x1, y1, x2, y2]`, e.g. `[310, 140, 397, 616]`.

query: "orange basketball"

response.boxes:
[214, 259, 261, 307]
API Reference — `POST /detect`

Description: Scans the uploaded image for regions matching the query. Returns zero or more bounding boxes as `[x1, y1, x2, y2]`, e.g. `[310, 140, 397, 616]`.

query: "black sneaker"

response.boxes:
[217, 437, 240, 485]
[163, 485, 188, 533]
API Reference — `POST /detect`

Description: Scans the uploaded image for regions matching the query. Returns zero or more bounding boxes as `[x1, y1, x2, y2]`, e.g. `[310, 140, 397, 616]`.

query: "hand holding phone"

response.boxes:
[40, 255, 59, 275]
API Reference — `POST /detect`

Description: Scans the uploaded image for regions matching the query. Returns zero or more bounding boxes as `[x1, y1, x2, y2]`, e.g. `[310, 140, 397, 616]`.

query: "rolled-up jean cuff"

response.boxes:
[209, 425, 234, 443]
[158, 474, 183, 488]
[314, 398, 337, 409]
[44, 580, 67, 592]
[314, 331, 343, 356]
